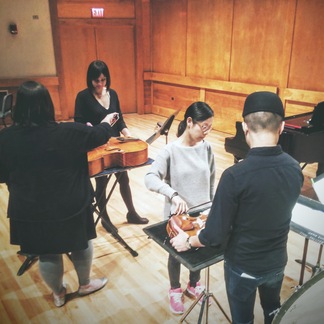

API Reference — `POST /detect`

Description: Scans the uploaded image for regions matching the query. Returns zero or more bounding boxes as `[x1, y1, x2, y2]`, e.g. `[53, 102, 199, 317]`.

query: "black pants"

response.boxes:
[95, 171, 136, 218]
[168, 253, 201, 289]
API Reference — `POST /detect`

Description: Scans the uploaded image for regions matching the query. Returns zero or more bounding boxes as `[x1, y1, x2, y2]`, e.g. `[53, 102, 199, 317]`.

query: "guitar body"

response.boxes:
[88, 137, 148, 176]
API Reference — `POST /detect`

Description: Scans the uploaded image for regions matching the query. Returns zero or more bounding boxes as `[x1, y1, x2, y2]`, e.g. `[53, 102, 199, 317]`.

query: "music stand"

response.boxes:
[290, 195, 324, 285]
[143, 220, 230, 323]
[146, 108, 181, 145]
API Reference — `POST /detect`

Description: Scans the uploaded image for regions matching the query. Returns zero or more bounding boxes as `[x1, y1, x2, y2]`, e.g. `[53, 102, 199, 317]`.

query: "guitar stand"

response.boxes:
[94, 172, 138, 257]
[180, 267, 230, 324]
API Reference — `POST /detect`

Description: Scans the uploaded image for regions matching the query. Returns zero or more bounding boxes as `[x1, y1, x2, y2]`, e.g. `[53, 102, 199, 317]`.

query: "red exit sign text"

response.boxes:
[91, 8, 104, 18]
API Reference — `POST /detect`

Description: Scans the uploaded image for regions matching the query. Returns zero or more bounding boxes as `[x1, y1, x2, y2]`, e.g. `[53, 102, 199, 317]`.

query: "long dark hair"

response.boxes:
[177, 101, 214, 137]
[13, 81, 55, 126]
[86, 60, 111, 91]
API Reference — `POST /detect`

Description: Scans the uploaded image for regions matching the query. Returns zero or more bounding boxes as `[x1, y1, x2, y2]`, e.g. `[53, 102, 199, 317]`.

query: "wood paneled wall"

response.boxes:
[0, 0, 144, 120]
[289, 0, 324, 91]
[0, 77, 61, 119]
[55, 0, 140, 119]
[1, 0, 324, 131]
[144, 0, 324, 134]
[56, 0, 135, 18]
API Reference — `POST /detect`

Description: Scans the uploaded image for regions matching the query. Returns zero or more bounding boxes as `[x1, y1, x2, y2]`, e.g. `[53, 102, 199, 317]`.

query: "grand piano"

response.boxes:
[224, 110, 324, 175]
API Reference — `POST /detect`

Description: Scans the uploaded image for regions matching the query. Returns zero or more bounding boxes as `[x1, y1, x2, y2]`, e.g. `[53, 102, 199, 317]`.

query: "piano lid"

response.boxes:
[284, 112, 313, 131]
[224, 113, 324, 164]
[285, 102, 324, 133]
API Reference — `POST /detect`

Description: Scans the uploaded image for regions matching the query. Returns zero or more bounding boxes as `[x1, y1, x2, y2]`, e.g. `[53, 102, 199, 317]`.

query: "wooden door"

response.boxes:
[59, 22, 136, 118]
[59, 24, 97, 118]
[96, 25, 137, 114]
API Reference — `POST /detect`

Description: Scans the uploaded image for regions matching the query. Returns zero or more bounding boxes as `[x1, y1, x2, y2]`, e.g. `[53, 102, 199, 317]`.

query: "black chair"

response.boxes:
[0, 93, 13, 127]
[0, 90, 8, 103]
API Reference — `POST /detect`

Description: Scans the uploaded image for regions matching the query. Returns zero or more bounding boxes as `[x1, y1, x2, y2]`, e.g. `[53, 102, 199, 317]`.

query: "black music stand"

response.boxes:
[146, 108, 181, 145]
[143, 221, 230, 323]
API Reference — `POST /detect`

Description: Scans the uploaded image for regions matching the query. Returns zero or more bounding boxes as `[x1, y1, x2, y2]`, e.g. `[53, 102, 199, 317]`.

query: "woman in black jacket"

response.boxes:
[0, 81, 117, 307]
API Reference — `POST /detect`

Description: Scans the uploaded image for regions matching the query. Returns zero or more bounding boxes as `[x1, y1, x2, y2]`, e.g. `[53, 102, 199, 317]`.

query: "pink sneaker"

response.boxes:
[168, 288, 184, 314]
[185, 282, 210, 305]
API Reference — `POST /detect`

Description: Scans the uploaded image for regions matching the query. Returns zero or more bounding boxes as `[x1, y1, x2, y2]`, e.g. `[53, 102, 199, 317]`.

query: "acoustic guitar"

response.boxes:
[87, 137, 148, 176]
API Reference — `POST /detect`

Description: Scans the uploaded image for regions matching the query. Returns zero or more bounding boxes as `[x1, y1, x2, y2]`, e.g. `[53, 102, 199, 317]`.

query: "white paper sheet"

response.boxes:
[291, 202, 324, 244]
[312, 173, 324, 204]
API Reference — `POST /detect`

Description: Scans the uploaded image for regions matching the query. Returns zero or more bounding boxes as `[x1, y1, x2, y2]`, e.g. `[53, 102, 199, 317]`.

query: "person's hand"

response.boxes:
[171, 195, 188, 215]
[101, 113, 119, 126]
[170, 224, 190, 252]
[121, 127, 131, 137]
[86, 122, 93, 127]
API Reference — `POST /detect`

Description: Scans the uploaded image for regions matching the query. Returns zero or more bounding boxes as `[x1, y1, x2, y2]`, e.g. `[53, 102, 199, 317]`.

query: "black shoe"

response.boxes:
[101, 218, 118, 233]
[126, 212, 149, 224]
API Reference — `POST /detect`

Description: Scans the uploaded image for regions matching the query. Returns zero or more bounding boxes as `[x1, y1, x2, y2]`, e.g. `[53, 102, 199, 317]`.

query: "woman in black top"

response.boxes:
[0, 81, 117, 307]
[74, 60, 148, 233]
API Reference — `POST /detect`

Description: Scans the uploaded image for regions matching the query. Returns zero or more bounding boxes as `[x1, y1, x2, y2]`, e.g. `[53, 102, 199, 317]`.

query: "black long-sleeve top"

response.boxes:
[0, 122, 112, 222]
[74, 88, 126, 137]
[199, 145, 304, 275]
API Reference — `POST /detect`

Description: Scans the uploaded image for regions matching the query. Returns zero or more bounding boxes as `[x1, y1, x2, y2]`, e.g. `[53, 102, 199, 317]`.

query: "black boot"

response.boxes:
[126, 212, 149, 224]
[101, 217, 118, 233]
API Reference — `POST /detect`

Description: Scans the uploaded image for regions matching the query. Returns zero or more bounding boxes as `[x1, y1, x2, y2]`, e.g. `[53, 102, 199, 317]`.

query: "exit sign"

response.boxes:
[91, 8, 104, 18]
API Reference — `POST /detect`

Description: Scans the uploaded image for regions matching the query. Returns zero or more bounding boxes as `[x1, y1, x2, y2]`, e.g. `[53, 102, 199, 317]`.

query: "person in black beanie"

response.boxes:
[171, 91, 304, 324]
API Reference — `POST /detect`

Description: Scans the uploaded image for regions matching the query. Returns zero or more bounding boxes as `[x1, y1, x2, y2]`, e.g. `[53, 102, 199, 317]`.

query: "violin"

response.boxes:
[87, 137, 148, 176]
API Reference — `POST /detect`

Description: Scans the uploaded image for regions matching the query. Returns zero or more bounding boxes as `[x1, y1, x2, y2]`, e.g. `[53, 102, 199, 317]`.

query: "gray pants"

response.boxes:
[38, 240, 93, 295]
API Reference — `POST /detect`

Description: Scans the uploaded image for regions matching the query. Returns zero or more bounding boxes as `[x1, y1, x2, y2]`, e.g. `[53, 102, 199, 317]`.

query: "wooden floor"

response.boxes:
[0, 113, 322, 324]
